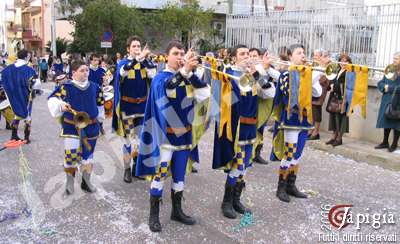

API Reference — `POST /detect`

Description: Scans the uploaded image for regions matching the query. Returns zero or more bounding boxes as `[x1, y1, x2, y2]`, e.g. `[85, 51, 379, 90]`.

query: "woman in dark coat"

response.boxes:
[375, 53, 400, 152]
[326, 53, 351, 147]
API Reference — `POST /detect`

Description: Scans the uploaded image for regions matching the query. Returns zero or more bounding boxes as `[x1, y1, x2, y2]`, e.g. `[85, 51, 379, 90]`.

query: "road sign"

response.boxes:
[101, 31, 113, 42]
[101, 42, 112, 48]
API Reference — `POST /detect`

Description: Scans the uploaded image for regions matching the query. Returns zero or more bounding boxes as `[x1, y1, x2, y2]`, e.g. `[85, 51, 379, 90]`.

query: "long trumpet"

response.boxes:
[196, 63, 256, 92]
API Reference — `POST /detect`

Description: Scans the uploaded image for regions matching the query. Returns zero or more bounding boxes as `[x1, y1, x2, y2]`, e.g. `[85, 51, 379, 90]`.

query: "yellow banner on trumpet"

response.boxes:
[288, 65, 313, 124]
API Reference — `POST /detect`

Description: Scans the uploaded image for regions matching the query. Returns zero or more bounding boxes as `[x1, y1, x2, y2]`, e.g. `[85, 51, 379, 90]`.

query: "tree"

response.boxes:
[68, 0, 145, 55]
[46, 37, 69, 57]
[156, 0, 214, 49]
[58, 0, 97, 16]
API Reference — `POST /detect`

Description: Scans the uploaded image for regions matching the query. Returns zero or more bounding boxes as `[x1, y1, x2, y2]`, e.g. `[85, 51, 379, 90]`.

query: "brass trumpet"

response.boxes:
[325, 60, 399, 80]
[383, 64, 399, 80]
[198, 61, 262, 93]
[68, 107, 91, 129]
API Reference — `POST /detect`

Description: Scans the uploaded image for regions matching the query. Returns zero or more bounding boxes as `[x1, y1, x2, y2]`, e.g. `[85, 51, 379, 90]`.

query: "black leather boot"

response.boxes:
[375, 129, 390, 149]
[388, 130, 400, 152]
[5, 121, 12, 130]
[11, 126, 20, 141]
[232, 181, 251, 214]
[24, 123, 31, 144]
[123, 167, 132, 183]
[286, 173, 307, 198]
[149, 195, 162, 232]
[254, 144, 269, 165]
[81, 171, 97, 193]
[170, 190, 196, 225]
[276, 175, 290, 202]
[131, 156, 145, 180]
[221, 181, 237, 219]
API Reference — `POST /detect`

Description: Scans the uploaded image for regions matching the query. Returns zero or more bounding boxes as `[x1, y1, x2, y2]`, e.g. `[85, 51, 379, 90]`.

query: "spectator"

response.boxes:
[115, 52, 122, 65]
[47, 54, 53, 70]
[325, 53, 352, 146]
[309, 49, 331, 141]
[375, 51, 400, 152]
[39, 58, 48, 83]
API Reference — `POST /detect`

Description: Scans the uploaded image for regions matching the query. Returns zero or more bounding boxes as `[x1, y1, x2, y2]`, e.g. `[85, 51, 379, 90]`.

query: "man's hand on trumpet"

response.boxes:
[262, 52, 274, 69]
[137, 44, 151, 61]
[183, 48, 199, 74]
[61, 103, 72, 112]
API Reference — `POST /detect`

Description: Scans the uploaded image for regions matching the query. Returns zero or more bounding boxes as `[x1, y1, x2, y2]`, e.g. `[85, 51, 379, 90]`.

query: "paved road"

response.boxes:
[0, 83, 399, 243]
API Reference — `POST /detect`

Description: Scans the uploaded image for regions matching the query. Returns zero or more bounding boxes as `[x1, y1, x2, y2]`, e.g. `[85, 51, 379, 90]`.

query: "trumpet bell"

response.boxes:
[238, 74, 253, 93]
[384, 64, 398, 80]
[326, 63, 341, 80]
[73, 111, 91, 129]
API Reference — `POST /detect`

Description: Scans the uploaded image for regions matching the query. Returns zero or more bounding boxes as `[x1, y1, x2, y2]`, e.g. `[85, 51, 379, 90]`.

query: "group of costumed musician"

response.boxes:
[136, 41, 210, 232]
[112, 36, 157, 183]
[1, 49, 40, 143]
[210, 44, 276, 219]
[48, 60, 105, 195]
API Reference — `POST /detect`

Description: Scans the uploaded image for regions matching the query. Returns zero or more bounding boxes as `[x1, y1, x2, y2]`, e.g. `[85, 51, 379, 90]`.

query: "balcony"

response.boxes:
[22, 28, 41, 42]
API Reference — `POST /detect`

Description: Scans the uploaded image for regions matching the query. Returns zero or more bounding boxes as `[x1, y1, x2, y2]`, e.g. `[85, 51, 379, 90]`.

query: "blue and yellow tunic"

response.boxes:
[136, 69, 208, 176]
[275, 71, 314, 130]
[48, 81, 104, 138]
[112, 58, 156, 137]
[162, 71, 206, 149]
[119, 58, 155, 118]
[227, 68, 258, 145]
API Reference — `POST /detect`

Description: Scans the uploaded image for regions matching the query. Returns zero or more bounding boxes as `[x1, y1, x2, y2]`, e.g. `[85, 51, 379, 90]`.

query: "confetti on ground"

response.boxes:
[233, 212, 254, 232]
[303, 189, 319, 197]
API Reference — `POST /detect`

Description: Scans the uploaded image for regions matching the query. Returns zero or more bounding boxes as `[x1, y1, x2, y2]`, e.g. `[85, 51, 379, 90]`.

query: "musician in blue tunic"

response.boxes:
[48, 59, 105, 195]
[1, 49, 39, 143]
[52, 57, 64, 76]
[212, 45, 276, 219]
[273, 44, 322, 203]
[112, 36, 157, 183]
[89, 53, 106, 134]
[88, 53, 105, 87]
[136, 41, 210, 232]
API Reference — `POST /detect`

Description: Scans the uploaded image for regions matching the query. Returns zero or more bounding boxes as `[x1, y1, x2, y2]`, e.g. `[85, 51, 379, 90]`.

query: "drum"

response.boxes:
[103, 85, 114, 93]
[104, 92, 114, 118]
[0, 87, 10, 111]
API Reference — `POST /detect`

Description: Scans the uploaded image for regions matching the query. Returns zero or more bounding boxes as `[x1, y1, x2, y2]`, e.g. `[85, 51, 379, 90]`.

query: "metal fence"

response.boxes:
[225, 4, 400, 68]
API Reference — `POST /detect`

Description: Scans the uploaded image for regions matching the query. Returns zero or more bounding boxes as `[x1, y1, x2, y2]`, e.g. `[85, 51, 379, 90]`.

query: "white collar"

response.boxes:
[90, 64, 98, 70]
[164, 64, 178, 74]
[231, 65, 242, 72]
[71, 79, 88, 88]
[15, 59, 27, 67]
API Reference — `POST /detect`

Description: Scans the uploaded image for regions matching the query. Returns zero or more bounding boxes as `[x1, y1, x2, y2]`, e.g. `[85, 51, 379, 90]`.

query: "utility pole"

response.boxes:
[251, 0, 254, 15]
[51, 0, 57, 57]
[228, 0, 233, 15]
[264, 0, 269, 16]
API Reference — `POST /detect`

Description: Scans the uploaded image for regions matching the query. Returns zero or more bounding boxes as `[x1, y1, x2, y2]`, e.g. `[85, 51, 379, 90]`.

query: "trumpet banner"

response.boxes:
[209, 58, 234, 141]
[342, 64, 369, 118]
[288, 65, 313, 124]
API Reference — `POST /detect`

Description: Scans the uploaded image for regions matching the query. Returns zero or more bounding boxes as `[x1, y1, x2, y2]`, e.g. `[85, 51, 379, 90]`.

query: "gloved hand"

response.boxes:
[166, 73, 184, 89]
[123, 60, 138, 71]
